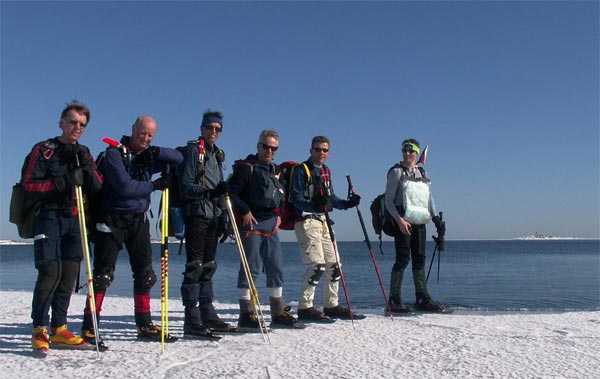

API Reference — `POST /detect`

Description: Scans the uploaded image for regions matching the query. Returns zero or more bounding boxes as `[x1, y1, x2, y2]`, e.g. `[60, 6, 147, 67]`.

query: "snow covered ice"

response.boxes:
[0, 290, 598, 378]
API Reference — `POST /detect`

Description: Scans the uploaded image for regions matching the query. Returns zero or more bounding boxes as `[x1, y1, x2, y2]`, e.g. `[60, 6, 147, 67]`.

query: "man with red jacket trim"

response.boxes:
[23, 100, 102, 352]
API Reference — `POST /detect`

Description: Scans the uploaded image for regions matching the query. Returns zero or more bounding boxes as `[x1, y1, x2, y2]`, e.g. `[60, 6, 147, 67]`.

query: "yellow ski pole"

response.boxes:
[74, 180, 100, 356]
[160, 185, 170, 351]
[224, 193, 271, 344]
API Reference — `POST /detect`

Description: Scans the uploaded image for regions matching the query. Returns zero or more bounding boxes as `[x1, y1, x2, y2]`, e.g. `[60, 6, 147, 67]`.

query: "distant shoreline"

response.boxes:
[1, 238, 599, 246]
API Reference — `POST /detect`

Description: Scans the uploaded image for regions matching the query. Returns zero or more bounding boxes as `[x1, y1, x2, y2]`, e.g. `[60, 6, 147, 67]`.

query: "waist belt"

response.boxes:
[242, 228, 277, 241]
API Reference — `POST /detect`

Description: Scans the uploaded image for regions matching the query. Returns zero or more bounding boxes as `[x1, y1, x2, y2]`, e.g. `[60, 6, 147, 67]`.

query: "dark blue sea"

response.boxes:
[1, 240, 598, 312]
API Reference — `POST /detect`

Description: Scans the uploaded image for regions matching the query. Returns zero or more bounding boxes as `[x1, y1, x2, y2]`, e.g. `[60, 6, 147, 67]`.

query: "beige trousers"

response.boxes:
[294, 217, 340, 309]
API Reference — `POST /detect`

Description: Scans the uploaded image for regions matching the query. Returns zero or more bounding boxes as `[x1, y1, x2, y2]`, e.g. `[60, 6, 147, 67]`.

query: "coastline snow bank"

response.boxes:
[0, 290, 598, 379]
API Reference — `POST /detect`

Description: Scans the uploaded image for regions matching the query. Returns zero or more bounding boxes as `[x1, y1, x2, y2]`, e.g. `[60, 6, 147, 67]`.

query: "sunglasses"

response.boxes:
[203, 125, 222, 132]
[402, 149, 416, 154]
[260, 143, 279, 152]
[312, 147, 329, 153]
[66, 119, 87, 128]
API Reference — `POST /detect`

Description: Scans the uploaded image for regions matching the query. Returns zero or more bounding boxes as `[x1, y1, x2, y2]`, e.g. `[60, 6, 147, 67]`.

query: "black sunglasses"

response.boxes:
[260, 143, 278, 152]
[402, 149, 416, 154]
[313, 147, 329, 153]
[203, 125, 222, 132]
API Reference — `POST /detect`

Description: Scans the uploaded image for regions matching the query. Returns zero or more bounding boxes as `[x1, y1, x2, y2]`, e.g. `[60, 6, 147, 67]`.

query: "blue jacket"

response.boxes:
[100, 136, 183, 214]
[290, 159, 347, 214]
[228, 154, 284, 221]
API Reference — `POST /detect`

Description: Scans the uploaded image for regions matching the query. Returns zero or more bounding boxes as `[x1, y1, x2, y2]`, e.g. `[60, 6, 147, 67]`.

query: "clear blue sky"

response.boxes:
[1, 1, 598, 241]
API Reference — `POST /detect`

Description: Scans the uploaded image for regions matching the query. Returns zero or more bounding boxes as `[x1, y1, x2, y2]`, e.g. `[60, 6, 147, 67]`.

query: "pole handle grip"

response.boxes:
[102, 137, 121, 148]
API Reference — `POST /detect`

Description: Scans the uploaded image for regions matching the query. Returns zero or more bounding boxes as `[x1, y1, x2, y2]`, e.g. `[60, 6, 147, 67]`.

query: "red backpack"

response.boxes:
[278, 161, 311, 230]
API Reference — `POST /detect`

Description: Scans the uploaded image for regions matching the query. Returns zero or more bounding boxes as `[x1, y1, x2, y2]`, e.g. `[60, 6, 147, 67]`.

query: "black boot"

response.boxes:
[135, 312, 177, 342]
[413, 269, 446, 313]
[388, 269, 410, 314]
[181, 282, 202, 333]
[80, 312, 108, 351]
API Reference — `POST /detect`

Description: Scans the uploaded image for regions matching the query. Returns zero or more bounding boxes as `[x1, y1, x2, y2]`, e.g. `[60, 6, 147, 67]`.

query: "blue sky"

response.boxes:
[1, 1, 598, 241]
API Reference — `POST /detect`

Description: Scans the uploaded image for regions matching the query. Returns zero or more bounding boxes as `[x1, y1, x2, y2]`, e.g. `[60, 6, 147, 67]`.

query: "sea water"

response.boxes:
[1, 240, 598, 311]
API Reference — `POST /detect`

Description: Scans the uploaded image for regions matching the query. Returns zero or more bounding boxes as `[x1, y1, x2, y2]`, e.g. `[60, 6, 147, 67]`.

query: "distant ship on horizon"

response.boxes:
[514, 232, 576, 240]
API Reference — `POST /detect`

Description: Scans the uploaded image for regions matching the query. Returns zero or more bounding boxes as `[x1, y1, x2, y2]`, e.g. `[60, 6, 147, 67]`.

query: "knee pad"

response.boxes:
[134, 266, 157, 292]
[94, 268, 115, 291]
[330, 263, 341, 282]
[308, 264, 326, 286]
[199, 260, 217, 281]
[182, 260, 203, 282]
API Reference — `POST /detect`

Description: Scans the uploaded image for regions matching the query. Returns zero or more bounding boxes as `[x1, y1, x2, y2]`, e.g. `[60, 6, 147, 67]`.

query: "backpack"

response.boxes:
[9, 141, 55, 239]
[154, 145, 187, 241]
[370, 164, 427, 246]
[278, 161, 311, 230]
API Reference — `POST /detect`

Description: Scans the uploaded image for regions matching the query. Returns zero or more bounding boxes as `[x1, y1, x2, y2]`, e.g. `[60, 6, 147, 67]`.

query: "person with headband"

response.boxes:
[384, 138, 447, 313]
[178, 109, 235, 337]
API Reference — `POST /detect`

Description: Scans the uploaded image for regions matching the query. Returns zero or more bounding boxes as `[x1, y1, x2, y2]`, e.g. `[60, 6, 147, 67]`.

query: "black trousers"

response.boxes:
[392, 224, 427, 272]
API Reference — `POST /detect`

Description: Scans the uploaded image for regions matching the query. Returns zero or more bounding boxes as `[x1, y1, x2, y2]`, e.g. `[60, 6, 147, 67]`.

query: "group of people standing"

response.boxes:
[21, 100, 445, 352]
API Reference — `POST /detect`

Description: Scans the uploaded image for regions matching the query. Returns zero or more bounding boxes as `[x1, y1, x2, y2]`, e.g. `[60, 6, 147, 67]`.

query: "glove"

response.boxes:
[77, 149, 94, 172]
[217, 214, 231, 243]
[208, 181, 229, 199]
[133, 146, 160, 167]
[432, 215, 446, 237]
[152, 174, 171, 191]
[53, 167, 84, 192]
[345, 193, 361, 209]
[312, 194, 332, 213]
[69, 167, 84, 187]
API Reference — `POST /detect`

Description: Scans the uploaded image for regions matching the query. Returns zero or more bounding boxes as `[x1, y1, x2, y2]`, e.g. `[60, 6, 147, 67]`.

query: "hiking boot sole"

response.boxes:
[50, 342, 97, 350]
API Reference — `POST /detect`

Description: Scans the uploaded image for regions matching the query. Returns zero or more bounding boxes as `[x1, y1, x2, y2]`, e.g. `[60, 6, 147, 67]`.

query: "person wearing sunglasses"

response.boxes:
[22, 100, 103, 352]
[178, 110, 236, 337]
[289, 136, 363, 322]
[227, 129, 306, 330]
[384, 138, 446, 313]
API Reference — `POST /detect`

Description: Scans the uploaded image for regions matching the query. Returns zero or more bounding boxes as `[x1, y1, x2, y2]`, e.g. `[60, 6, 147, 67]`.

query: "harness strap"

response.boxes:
[242, 228, 277, 241]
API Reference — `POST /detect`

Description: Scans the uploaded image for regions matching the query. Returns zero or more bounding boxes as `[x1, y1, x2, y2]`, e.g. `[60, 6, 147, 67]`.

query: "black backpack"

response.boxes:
[9, 140, 55, 238]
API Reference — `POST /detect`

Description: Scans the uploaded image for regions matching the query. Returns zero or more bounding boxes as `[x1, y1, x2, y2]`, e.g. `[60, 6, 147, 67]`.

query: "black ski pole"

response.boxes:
[425, 243, 438, 285]
[346, 175, 393, 319]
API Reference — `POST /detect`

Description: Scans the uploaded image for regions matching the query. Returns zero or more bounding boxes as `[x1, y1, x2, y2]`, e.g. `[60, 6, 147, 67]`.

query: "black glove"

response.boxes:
[208, 181, 229, 199]
[432, 215, 446, 237]
[217, 214, 231, 243]
[133, 146, 160, 167]
[152, 174, 171, 191]
[77, 149, 94, 172]
[312, 194, 332, 213]
[54, 167, 84, 192]
[345, 193, 361, 209]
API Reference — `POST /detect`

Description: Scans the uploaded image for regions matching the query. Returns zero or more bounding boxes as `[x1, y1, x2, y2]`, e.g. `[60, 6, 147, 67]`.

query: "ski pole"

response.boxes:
[160, 168, 171, 352]
[346, 175, 393, 320]
[73, 156, 101, 356]
[425, 243, 438, 285]
[428, 212, 445, 284]
[224, 193, 271, 343]
[320, 169, 356, 330]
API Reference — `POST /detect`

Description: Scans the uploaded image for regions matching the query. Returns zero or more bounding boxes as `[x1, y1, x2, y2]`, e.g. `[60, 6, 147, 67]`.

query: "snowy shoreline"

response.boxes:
[0, 290, 598, 378]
